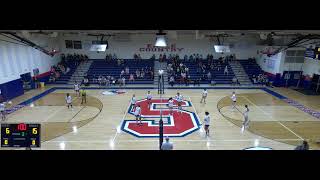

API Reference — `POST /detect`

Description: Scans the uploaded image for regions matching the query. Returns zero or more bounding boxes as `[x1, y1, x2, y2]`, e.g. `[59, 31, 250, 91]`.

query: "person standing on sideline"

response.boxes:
[0, 101, 7, 121]
[168, 97, 174, 115]
[134, 104, 142, 125]
[65, 93, 73, 109]
[74, 81, 80, 97]
[131, 94, 137, 107]
[200, 89, 208, 104]
[241, 105, 250, 133]
[231, 92, 237, 109]
[161, 137, 173, 150]
[80, 88, 87, 104]
[203, 111, 211, 137]
[146, 91, 152, 109]
[294, 140, 309, 150]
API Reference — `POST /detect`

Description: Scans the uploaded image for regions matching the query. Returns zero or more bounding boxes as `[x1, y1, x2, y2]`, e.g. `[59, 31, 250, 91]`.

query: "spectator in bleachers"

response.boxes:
[106, 77, 110, 86]
[120, 69, 125, 77]
[61, 53, 65, 61]
[159, 54, 163, 62]
[207, 71, 212, 81]
[83, 77, 89, 86]
[169, 76, 175, 87]
[117, 59, 121, 66]
[232, 76, 238, 86]
[138, 54, 142, 60]
[185, 67, 189, 74]
[113, 53, 117, 60]
[140, 69, 145, 79]
[98, 76, 103, 86]
[102, 76, 107, 86]
[111, 76, 116, 86]
[129, 74, 135, 82]
[136, 69, 140, 78]
[121, 77, 126, 87]
[125, 67, 130, 75]
[189, 55, 194, 61]
[184, 55, 188, 61]
[224, 65, 229, 75]
[194, 77, 201, 86]
[151, 54, 156, 60]
[150, 69, 154, 79]
[252, 75, 257, 84]
[181, 71, 187, 85]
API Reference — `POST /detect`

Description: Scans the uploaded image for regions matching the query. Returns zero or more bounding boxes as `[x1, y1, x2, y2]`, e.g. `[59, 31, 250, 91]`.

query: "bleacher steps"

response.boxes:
[68, 61, 93, 84]
[229, 61, 252, 85]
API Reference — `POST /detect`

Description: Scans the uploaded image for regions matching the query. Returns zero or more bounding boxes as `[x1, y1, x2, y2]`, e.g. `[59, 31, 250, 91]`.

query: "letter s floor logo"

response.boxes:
[121, 98, 201, 138]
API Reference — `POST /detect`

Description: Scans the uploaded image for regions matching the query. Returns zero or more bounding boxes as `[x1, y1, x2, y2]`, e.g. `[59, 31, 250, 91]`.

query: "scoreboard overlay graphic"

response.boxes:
[1, 123, 41, 148]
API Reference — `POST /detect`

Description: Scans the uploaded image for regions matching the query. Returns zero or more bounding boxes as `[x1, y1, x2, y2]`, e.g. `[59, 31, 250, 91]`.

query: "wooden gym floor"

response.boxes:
[1, 86, 320, 150]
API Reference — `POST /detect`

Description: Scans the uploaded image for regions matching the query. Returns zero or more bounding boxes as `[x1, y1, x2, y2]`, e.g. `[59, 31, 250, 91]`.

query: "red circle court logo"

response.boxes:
[121, 98, 201, 138]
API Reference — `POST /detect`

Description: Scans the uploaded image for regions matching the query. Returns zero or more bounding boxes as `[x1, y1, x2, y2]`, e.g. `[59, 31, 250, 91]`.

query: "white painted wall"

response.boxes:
[256, 51, 284, 75]
[302, 58, 320, 76]
[0, 35, 60, 84]
[59, 34, 260, 60]
[256, 46, 320, 77]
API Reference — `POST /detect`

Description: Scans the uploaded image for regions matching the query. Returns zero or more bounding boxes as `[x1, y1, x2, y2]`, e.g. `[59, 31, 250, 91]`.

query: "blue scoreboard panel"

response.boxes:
[1, 123, 41, 148]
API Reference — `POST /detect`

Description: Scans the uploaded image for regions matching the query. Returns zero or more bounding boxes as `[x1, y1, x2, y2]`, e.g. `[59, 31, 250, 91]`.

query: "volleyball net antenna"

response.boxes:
[159, 85, 164, 150]
[158, 69, 164, 95]
[158, 67, 165, 149]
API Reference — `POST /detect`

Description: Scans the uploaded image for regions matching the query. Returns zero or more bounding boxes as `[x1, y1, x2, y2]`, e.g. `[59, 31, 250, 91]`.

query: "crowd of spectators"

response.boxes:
[106, 53, 117, 61]
[49, 53, 88, 83]
[252, 74, 269, 85]
[166, 54, 239, 86]
[61, 53, 88, 66]
[133, 54, 142, 60]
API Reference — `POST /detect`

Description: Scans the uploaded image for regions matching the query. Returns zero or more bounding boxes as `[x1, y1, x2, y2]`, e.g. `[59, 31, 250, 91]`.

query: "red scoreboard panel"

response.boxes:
[1, 123, 41, 148]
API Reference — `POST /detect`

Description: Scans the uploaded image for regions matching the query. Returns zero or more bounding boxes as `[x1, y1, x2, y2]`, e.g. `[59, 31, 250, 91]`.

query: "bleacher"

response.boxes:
[87, 59, 154, 84]
[170, 60, 235, 84]
[51, 60, 78, 84]
[239, 59, 264, 83]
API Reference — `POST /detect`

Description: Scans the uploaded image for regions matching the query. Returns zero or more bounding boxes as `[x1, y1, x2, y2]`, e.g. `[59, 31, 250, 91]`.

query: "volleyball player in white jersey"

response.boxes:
[241, 105, 250, 132]
[203, 111, 210, 137]
[168, 97, 174, 115]
[65, 93, 73, 109]
[74, 81, 80, 97]
[231, 92, 237, 109]
[131, 94, 137, 107]
[146, 91, 152, 108]
[175, 92, 183, 113]
[200, 89, 208, 104]
[134, 104, 142, 125]
[0, 101, 7, 121]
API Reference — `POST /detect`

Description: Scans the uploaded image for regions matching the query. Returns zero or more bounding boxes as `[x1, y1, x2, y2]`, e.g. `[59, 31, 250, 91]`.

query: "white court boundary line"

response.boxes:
[47, 138, 304, 143]
[188, 96, 205, 137]
[110, 90, 133, 144]
[242, 96, 304, 140]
